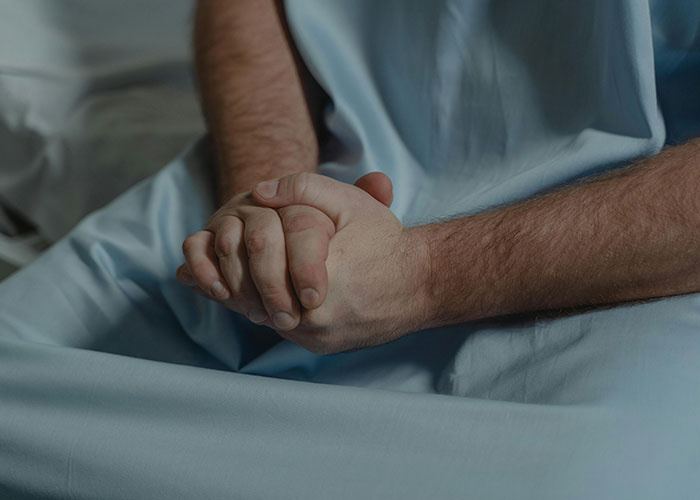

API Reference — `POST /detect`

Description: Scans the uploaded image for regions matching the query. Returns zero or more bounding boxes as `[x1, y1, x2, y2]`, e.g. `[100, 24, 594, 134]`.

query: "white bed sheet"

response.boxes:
[0, 0, 204, 241]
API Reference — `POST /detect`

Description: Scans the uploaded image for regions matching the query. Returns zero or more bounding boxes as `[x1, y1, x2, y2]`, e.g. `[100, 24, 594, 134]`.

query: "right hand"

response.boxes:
[176, 192, 335, 331]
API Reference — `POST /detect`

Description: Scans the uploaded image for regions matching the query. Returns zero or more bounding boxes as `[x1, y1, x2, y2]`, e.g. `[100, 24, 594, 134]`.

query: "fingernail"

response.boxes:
[272, 312, 295, 330]
[211, 281, 227, 298]
[255, 179, 279, 199]
[300, 288, 319, 307]
[248, 309, 268, 323]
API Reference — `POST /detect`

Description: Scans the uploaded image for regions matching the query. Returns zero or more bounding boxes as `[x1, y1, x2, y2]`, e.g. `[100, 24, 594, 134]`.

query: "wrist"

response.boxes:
[208, 128, 319, 203]
[405, 218, 494, 331]
[402, 224, 438, 331]
[213, 154, 317, 204]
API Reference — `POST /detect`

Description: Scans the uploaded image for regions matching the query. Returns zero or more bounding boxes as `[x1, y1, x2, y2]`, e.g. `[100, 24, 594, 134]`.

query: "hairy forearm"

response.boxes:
[194, 0, 321, 202]
[413, 139, 700, 328]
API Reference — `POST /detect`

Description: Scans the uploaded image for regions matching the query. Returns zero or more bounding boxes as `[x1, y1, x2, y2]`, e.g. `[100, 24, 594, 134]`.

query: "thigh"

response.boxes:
[439, 293, 700, 411]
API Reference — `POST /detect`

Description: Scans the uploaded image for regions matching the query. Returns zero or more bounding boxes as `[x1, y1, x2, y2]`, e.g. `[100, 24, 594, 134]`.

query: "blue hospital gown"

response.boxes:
[1, 0, 700, 498]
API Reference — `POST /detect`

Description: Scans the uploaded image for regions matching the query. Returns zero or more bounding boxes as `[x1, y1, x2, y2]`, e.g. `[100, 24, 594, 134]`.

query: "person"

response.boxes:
[1, 1, 699, 498]
[178, 0, 700, 355]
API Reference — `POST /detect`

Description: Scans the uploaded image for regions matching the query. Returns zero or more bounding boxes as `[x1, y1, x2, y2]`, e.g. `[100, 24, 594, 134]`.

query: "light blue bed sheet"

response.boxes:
[1, 141, 699, 499]
[2, 0, 700, 498]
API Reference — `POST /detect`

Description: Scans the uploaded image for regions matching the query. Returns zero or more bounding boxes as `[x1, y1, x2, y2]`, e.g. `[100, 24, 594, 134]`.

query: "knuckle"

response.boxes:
[255, 281, 286, 299]
[182, 231, 210, 256]
[245, 229, 269, 254]
[215, 234, 236, 257]
[281, 211, 319, 234]
[290, 173, 311, 201]
[181, 236, 195, 255]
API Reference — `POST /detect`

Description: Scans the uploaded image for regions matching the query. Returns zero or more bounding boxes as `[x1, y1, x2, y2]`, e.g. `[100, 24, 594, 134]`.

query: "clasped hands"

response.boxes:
[176, 172, 430, 354]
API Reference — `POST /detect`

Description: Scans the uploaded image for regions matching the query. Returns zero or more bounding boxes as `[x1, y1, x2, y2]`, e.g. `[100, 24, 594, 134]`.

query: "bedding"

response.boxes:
[2, 141, 700, 499]
[1, 0, 700, 498]
[0, 0, 203, 241]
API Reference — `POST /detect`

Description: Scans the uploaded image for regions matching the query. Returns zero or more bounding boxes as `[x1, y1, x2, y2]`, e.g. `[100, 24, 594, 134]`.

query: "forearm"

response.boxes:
[194, 0, 321, 203]
[413, 139, 700, 328]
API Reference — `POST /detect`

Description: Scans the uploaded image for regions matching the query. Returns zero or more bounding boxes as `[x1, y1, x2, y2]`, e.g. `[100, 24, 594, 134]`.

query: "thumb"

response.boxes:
[252, 173, 362, 228]
[353, 172, 393, 208]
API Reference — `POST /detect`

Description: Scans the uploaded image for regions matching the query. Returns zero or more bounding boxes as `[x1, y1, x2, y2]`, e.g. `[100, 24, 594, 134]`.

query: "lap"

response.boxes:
[2, 136, 699, 404]
[1, 138, 699, 498]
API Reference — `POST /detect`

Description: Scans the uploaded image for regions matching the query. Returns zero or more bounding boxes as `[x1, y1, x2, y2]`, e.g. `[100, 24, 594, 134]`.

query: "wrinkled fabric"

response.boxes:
[2, 0, 700, 498]
[0, 0, 203, 240]
[286, 0, 700, 223]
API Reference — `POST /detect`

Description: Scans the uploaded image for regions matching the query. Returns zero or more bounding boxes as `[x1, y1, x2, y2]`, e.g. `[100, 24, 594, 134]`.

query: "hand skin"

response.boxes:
[252, 139, 700, 354]
[177, 197, 334, 330]
[183, 0, 331, 328]
[251, 172, 430, 354]
[176, 174, 393, 331]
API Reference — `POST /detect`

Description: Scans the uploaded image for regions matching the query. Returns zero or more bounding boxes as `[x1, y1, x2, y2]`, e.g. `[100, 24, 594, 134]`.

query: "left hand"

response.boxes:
[252, 172, 430, 354]
[176, 192, 333, 331]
